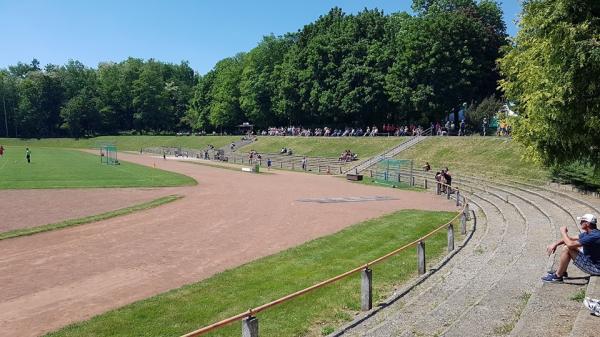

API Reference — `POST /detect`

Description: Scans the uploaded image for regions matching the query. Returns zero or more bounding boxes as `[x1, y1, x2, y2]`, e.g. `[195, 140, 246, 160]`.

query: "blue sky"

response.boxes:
[0, 0, 521, 74]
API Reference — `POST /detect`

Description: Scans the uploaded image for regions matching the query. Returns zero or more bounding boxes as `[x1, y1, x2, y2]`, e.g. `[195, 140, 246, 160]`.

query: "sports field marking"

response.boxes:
[0, 195, 183, 240]
[297, 195, 399, 203]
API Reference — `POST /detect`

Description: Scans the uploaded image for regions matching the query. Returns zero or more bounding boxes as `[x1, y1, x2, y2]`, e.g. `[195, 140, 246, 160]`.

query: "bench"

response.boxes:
[346, 174, 363, 181]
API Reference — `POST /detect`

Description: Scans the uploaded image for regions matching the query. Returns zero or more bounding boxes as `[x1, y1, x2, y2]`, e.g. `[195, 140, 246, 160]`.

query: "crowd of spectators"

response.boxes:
[259, 124, 431, 137]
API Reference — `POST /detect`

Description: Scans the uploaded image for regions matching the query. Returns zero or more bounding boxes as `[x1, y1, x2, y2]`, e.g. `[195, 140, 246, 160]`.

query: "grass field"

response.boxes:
[46, 209, 458, 337]
[0, 135, 241, 151]
[397, 137, 550, 181]
[0, 146, 196, 189]
[239, 136, 407, 158]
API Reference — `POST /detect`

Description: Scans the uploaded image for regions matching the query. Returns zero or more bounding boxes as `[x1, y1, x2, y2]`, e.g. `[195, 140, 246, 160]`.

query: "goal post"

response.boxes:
[100, 144, 118, 165]
[372, 159, 413, 184]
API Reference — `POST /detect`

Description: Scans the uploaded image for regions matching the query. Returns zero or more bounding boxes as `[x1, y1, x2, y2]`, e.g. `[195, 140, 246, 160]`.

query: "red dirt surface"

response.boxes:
[0, 187, 182, 232]
[0, 153, 458, 337]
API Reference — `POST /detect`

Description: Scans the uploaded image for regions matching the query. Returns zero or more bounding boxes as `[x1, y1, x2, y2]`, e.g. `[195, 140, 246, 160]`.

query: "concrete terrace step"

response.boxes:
[334, 173, 599, 337]
[570, 276, 600, 337]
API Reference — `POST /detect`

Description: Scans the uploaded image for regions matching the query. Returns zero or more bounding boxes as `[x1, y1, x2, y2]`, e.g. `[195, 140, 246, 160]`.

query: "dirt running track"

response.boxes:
[0, 153, 458, 337]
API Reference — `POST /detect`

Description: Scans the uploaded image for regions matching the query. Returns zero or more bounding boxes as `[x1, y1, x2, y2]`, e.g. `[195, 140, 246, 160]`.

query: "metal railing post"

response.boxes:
[411, 176, 415, 186]
[242, 316, 258, 337]
[456, 191, 460, 206]
[447, 224, 455, 252]
[417, 241, 426, 275]
[436, 182, 440, 195]
[447, 187, 451, 199]
[361, 268, 373, 311]
[424, 178, 428, 190]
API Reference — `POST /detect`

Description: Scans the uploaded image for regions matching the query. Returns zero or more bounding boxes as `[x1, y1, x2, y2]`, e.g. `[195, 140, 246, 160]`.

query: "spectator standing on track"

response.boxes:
[301, 157, 307, 171]
[25, 147, 31, 163]
[542, 213, 600, 282]
[0, 145, 4, 157]
[435, 171, 444, 193]
[267, 158, 272, 170]
[443, 167, 452, 192]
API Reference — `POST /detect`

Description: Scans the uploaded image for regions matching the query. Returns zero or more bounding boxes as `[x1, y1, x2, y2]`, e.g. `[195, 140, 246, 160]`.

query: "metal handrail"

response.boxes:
[343, 130, 430, 174]
[180, 181, 468, 337]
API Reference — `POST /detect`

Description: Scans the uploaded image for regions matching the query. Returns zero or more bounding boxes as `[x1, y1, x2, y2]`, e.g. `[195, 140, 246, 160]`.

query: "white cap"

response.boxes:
[577, 213, 597, 225]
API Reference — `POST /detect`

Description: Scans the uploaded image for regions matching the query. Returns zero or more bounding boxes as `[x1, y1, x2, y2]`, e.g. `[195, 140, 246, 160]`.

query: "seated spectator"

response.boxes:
[423, 162, 431, 172]
[280, 147, 287, 154]
[542, 213, 600, 282]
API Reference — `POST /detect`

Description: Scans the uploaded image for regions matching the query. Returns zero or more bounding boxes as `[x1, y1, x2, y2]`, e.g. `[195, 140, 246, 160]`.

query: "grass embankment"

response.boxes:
[0, 135, 241, 151]
[397, 137, 549, 181]
[46, 209, 459, 337]
[0, 146, 196, 189]
[239, 136, 407, 158]
[0, 195, 183, 240]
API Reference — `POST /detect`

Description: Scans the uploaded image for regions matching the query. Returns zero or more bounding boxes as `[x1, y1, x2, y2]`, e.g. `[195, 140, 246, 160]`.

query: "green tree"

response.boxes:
[184, 71, 215, 132]
[240, 35, 292, 128]
[464, 95, 504, 130]
[209, 54, 245, 131]
[386, 0, 507, 124]
[60, 90, 100, 137]
[499, 0, 600, 166]
[132, 60, 169, 131]
[17, 71, 64, 137]
[0, 71, 19, 137]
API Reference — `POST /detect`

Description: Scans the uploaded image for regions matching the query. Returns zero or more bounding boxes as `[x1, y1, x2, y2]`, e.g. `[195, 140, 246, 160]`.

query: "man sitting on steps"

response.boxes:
[542, 213, 600, 283]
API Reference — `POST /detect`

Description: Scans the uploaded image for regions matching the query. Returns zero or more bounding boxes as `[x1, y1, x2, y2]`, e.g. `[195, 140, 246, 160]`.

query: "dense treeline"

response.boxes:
[0, 0, 506, 138]
[0, 59, 195, 138]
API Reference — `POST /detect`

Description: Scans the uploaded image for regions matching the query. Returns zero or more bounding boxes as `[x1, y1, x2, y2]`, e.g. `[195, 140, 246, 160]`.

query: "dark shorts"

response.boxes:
[574, 252, 600, 275]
